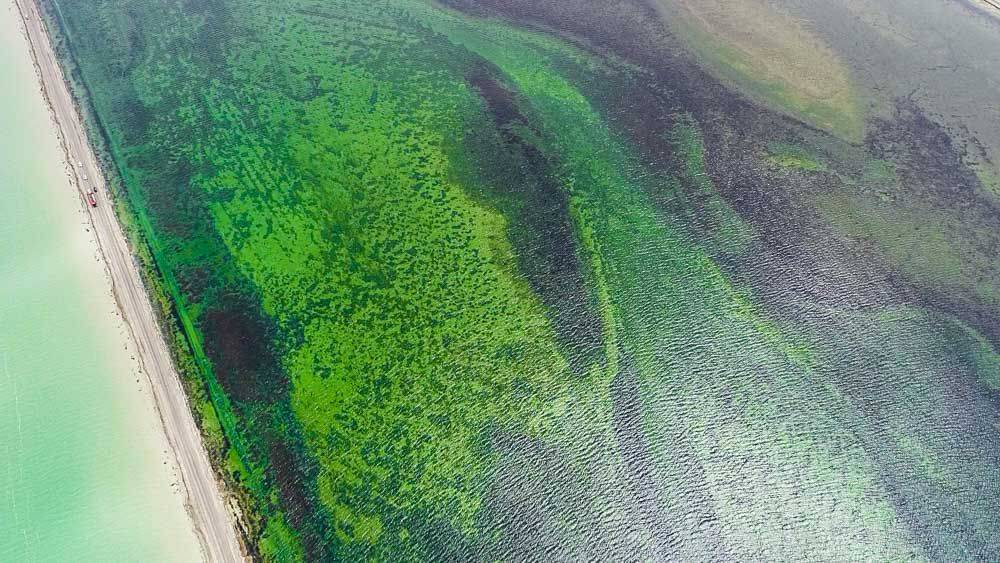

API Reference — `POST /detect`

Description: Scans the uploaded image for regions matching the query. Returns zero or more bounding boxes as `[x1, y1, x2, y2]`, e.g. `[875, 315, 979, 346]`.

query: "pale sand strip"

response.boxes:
[12, 0, 246, 560]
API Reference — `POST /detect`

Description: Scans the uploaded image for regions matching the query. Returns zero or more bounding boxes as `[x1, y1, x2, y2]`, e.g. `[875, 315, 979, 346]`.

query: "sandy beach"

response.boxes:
[8, 0, 245, 560]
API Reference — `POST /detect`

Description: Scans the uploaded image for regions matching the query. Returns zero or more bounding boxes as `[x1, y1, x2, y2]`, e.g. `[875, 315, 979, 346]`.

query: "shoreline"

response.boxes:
[963, 0, 1000, 22]
[11, 0, 245, 560]
[1, 2, 203, 559]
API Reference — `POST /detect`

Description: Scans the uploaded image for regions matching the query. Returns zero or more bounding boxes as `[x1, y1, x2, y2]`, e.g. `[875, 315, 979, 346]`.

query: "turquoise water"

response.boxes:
[0, 4, 200, 560]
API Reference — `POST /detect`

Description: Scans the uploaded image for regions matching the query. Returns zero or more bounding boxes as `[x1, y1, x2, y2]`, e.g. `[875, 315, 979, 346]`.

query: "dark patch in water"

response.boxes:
[868, 100, 987, 203]
[200, 296, 286, 404]
[266, 437, 327, 559]
[468, 66, 527, 130]
[464, 65, 605, 368]
[174, 264, 212, 305]
[867, 99, 1000, 345]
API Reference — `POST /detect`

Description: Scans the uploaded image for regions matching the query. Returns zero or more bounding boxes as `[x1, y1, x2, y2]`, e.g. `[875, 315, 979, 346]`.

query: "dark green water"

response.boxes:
[42, 0, 999, 559]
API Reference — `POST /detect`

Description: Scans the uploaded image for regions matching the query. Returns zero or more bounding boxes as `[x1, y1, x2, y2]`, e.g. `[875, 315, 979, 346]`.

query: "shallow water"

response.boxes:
[0, 2, 200, 560]
[42, 0, 1000, 558]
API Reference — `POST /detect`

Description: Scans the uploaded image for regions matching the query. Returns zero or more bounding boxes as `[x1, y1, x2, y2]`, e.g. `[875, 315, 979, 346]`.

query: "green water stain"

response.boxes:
[767, 141, 829, 172]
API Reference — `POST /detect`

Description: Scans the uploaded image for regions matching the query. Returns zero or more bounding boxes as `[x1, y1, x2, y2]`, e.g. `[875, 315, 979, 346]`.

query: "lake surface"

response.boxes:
[0, 2, 200, 560]
[41, 0, 1000, 558]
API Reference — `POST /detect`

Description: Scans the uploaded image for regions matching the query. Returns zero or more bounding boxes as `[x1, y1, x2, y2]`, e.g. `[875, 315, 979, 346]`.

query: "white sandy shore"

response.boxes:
[10, 0, 245, 560]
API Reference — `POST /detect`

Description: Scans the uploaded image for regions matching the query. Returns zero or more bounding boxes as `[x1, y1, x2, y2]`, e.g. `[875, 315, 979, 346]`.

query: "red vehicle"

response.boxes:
[86, 191, 97, 207]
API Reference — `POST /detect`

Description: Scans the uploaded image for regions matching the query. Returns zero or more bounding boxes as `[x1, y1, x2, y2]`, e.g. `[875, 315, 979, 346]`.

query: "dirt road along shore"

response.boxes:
[13, 0, 245, 560]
